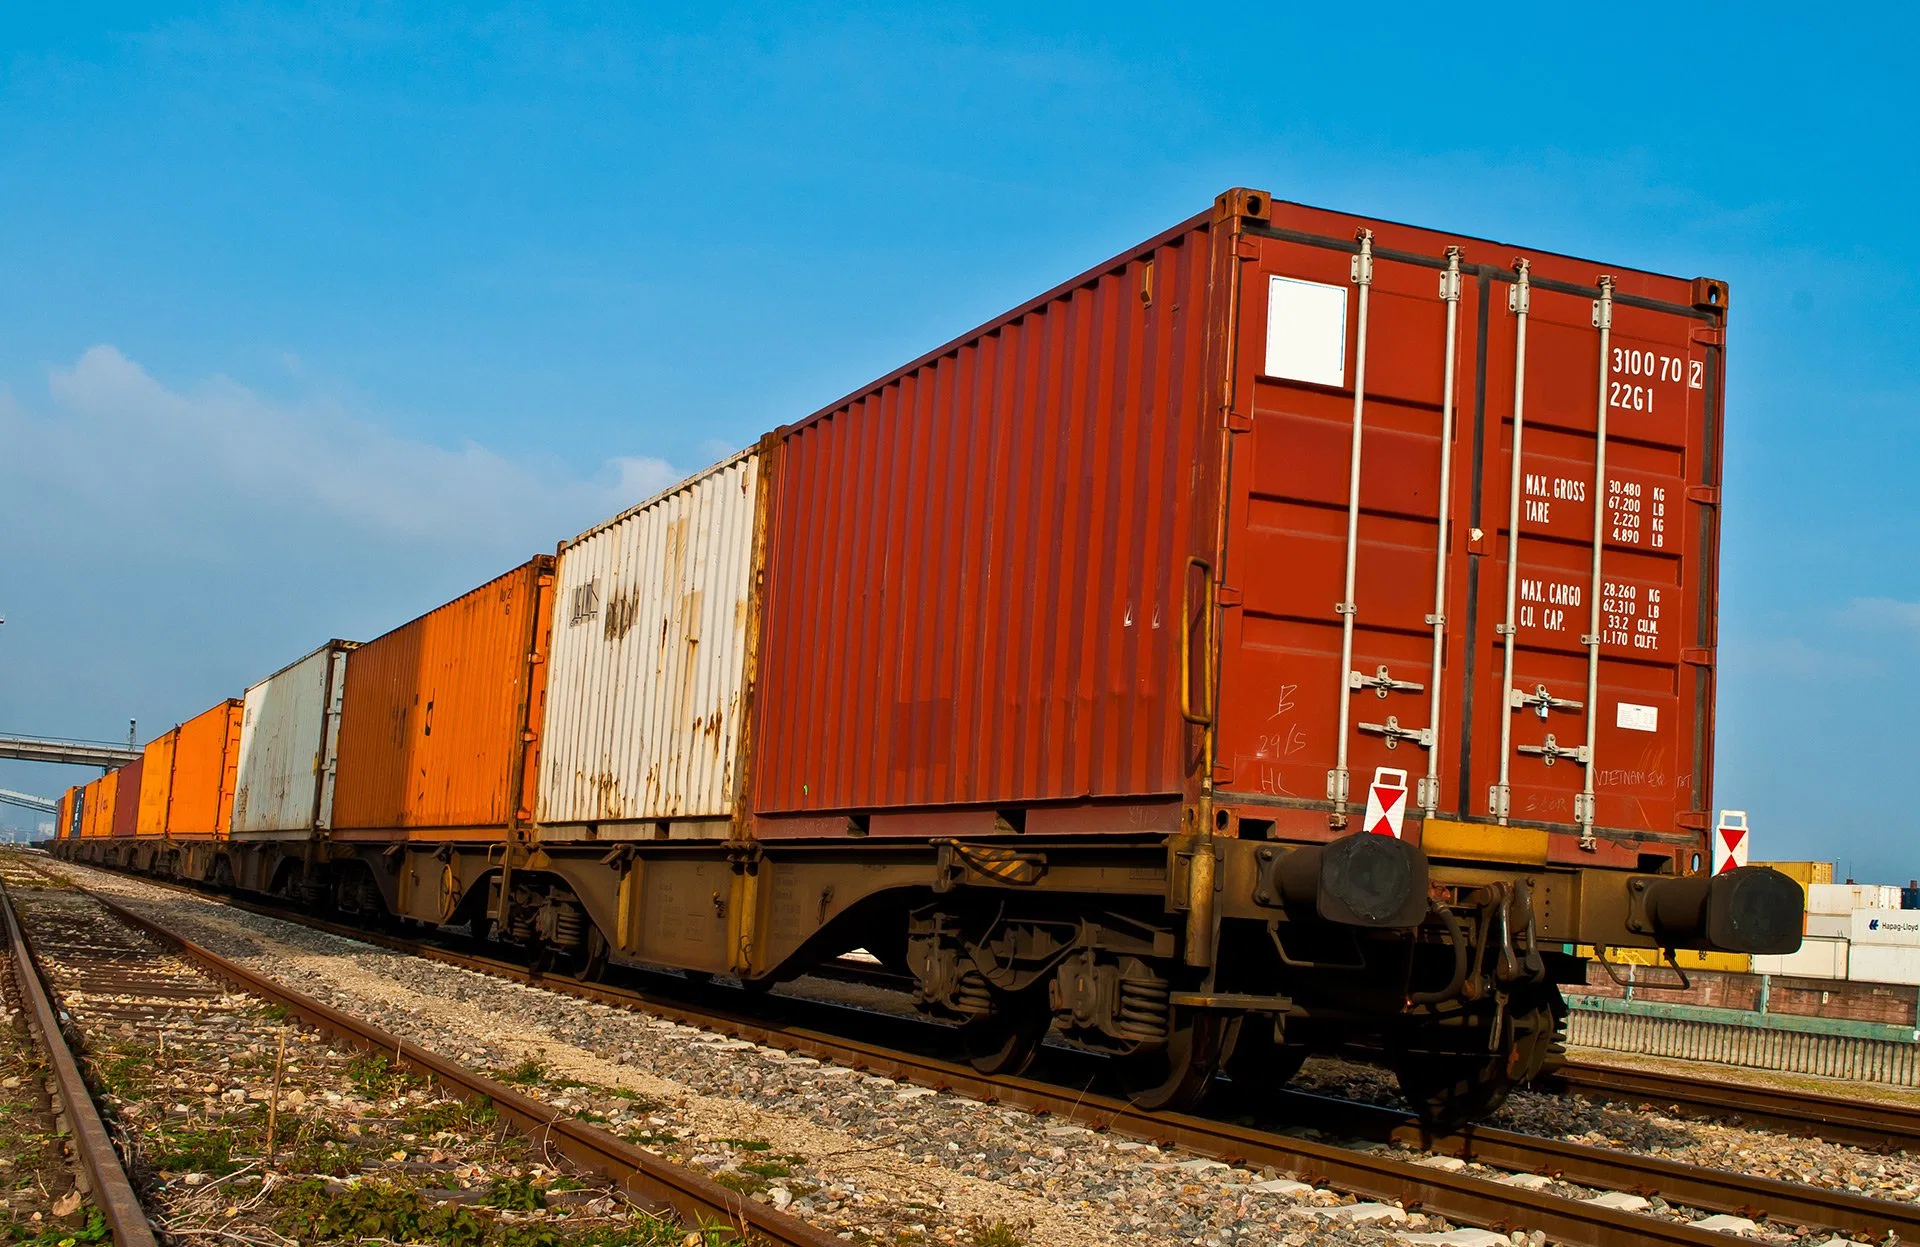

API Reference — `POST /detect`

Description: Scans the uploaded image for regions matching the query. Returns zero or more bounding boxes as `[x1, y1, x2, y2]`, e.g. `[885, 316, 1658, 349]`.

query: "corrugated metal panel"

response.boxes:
[56, 790, 73, 840]
[136, 731, 175, 835]
[110, 757, 143, 837]
[332, 558, 554, 836]
[233, 641, 358, 836]
[1567, 1006, 1920, 1086]
[85, 774, 115, 838]
[752, 208, 1226, 819]
[538, 449, 762, 827]
[167, 700, 244, 838]
[1213, 196, 1725, 861]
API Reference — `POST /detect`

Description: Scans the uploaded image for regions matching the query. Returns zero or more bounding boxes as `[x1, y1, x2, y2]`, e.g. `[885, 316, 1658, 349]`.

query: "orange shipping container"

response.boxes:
[137, 729, 177, 835]
[55, 789, 73, 840]
[77, 776, 105, 838]
[331, 557, 554, 838]
[163, 700, 246, 839]
[110, 757, 142, 837]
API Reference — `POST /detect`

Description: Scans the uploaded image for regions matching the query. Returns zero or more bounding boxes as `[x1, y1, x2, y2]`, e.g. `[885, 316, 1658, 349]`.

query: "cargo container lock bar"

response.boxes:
[1573, 277, 1617, 852]
[1327, 230, 1375, 828]
[1419, 247, 1465, 819]
[1491, 259, 1531, 826]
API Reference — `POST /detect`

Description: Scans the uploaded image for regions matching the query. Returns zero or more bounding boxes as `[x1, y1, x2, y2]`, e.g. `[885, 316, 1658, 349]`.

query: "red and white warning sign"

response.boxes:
[1713, 809, 1750, 875]
[1363, 767, 1408, 839]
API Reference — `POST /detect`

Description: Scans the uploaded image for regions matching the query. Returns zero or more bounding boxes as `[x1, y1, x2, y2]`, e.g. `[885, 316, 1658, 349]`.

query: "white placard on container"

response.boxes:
[1265, 275, 1348, 388]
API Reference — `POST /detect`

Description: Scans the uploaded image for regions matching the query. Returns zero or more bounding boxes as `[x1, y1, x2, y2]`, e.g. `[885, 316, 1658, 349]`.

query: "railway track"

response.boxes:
[47, 856, 1920, 1247]
[0, 855, 843, 1247]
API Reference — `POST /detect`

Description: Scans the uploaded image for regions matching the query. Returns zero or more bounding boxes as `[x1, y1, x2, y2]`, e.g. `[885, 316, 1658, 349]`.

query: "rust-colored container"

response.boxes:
[163, 699, 246, 838]
[752, 188, 1726, 869]
[752, 208, 1227, 833]
[331, 557, 555, 839]
[110, 756, 144, 837]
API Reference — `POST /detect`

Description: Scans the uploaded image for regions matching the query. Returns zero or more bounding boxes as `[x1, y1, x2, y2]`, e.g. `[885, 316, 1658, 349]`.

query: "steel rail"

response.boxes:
[1548, 1060, 1920, 1154]
[53, 861, 1920, 1244]
[60, 877, 1897, 1247]
[0, 876, 159, 1247]
[63, 887, 842, 1247]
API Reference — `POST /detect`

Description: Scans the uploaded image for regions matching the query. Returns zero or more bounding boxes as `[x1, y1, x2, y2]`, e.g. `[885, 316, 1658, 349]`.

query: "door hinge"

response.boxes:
[1216, 585, 1244, 607]
[1236, 239, 1261, 261]
[1687, 485, 1721, 506]
[1225, 409, 1254, 433]
[1682, 647, 1715, 667]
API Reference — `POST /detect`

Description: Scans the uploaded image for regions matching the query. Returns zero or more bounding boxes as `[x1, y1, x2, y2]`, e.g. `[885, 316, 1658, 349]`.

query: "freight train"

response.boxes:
[53, 188, 1805, 1127]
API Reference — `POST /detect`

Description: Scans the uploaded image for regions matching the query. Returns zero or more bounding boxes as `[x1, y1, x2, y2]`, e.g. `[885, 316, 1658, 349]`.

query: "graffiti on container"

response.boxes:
[1595, 767, 1667, 790]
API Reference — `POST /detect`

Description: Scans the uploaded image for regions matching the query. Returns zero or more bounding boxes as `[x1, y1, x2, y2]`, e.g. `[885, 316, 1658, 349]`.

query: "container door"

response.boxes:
[1213, 227, 1475, 834]
[1467, 271, 1717, 860]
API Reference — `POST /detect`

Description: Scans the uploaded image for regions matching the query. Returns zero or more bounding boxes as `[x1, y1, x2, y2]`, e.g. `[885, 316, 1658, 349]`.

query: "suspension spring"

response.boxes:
[552, 903, 586, 949]
[954, 970, 993, 1016]
[1116, 976, 1171, 1042]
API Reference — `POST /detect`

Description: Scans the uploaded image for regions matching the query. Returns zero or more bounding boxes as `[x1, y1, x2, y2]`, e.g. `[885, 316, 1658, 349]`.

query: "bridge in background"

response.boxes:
[0, 789, 57, 814]
[0, 732, 142, 770]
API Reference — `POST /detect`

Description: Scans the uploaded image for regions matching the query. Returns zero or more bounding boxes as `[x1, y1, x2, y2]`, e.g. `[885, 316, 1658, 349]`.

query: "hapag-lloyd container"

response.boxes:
[752, 188, 1727, 868]
[537, 447, 766, 835]
[232, 640, 358, 839]
[331, 558, 554, 838]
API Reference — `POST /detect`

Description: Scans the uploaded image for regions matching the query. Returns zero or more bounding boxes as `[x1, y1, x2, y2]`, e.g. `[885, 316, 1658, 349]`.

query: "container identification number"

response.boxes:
[1607, 347, 1702, 415]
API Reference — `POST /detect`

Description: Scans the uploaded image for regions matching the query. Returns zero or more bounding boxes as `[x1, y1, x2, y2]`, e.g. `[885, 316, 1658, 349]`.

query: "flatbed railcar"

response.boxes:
[57, 188, 1804, 1127]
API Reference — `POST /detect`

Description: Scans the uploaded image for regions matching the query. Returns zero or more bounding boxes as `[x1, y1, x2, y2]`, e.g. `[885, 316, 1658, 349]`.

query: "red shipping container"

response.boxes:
[110, 755, 144, 837]
[331, 558, 555, 839]
[751, 189, 1725, 867]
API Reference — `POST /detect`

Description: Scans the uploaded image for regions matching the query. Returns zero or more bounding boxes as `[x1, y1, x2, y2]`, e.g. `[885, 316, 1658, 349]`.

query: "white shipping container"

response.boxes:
[537, 449, 761, 832]
[1753, 935, 1849, 979]
[231, 640, 356, 837]
[1847, 942, 1920, 987]
[1851, 907, 1920, 947]
[1806, 913, 1851, 938]
[1808, 882, 1903, 914]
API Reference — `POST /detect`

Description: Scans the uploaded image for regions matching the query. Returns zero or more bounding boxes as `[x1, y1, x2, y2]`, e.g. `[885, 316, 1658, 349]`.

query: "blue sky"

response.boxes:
[1, 4, 1915, 879]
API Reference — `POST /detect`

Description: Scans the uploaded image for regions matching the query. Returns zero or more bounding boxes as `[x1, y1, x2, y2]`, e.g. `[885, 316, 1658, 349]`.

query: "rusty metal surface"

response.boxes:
[76, 884, 842, 1247]
[109, 756, 142, 837]
[538, 449, 763, 828]
[233, 641, 357, 837]
[1215, 198, 1724, 859]
[332, 559, 554, 836]
[0, 876, 159, 1247]
[752, 207, 1228, 822]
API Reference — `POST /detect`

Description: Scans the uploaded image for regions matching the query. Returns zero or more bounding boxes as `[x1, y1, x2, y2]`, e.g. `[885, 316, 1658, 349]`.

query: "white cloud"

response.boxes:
[9, 344, 676, 551]
[1840, 597, 1920, 634]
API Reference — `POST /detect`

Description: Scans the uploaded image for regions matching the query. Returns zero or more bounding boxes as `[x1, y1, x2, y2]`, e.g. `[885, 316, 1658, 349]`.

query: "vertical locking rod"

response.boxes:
[1491, 259, 1531, 826]
[1576, 276, 1616, 850]
[1328, 229, 1375, 827]
[1420, 247, 1464, 818]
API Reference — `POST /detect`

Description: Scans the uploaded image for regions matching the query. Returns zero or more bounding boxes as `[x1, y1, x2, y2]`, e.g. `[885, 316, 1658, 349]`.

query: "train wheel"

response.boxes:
[960, 990, 1053, 1076]
[1117, 1012, 1234, 1111]
[1393, 986, 1560, 1130]
[567, 927, 610, 983]
[1223, 1019, 1309, 1101]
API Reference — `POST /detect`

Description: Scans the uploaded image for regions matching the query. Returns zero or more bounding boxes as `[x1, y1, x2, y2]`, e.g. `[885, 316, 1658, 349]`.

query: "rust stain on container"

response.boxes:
[332, 557, 554, 837]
